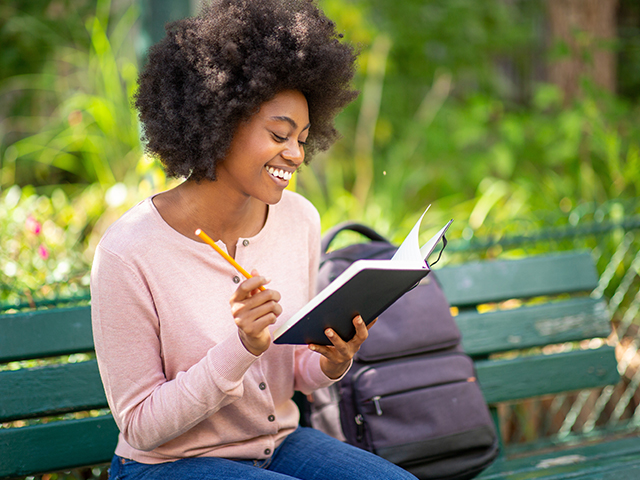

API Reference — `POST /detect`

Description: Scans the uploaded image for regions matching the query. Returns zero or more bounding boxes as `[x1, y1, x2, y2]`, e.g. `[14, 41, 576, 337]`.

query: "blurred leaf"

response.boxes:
[1, 0, 141, 191]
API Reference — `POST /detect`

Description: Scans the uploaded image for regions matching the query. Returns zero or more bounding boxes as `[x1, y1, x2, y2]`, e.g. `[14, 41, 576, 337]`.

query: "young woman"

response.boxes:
[90, 1, 418, 479]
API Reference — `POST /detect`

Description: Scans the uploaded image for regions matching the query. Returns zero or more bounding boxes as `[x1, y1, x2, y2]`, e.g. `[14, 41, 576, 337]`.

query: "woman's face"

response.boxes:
[216, 90, 310, 205]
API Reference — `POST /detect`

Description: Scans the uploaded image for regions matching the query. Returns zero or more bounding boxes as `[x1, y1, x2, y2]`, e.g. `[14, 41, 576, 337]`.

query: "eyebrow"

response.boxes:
[270, 116, 311, 131]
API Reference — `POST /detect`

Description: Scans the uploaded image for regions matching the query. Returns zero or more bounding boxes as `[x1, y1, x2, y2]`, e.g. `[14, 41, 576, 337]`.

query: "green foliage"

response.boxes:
[0, 0, 97, 84]
[326, 0, 539, 147]
[0, 0, 180, 309]
[0, 184, 95, 307]
[298, 0, 640, 247]
[299, 73, 640, 247]
[1, 0, 639, 309]
[0, 0, 141, 191]
[0, 154, 174, 310]
[618, 0, 640, 101]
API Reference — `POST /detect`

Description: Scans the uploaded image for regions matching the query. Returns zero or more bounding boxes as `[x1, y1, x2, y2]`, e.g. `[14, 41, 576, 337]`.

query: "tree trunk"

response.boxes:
[546, 0, 618, 101]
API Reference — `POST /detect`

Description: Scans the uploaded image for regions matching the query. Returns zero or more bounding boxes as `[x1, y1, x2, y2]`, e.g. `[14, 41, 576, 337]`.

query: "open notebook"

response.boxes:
[274, 208, 452, 345]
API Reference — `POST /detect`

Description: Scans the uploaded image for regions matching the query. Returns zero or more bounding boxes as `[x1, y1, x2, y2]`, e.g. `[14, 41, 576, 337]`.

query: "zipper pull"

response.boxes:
[355, 413, 364, 442]
[372, 396, 383, 416]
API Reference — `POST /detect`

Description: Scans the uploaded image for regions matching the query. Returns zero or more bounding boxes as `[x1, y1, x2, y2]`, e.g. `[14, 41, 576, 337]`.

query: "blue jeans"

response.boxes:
[108, 426, 417, 479]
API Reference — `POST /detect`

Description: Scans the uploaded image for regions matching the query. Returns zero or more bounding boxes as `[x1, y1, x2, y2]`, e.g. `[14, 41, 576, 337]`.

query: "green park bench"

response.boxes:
[437, 251, 630, 479]
[0, 250, 633, 479]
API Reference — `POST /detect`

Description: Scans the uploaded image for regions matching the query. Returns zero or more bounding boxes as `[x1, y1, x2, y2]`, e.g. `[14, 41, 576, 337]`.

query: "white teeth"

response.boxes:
[266, 166, 293, 181]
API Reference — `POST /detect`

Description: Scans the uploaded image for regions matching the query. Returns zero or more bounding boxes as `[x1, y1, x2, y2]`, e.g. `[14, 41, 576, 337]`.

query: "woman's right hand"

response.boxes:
[229, 271, 282, 356]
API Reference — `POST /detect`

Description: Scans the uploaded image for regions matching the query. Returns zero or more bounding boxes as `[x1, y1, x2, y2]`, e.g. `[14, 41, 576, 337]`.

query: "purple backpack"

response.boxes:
[311, 223, 499, 480]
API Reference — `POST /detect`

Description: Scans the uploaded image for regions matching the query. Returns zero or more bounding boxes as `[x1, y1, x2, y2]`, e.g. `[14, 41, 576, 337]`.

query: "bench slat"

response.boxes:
[0, 306, 93, 363]
[478, 435, 640, 479]
[0, 360, 108, 422]
[0, 415, 118, 479]
[476, 346, 619, 404]
[456, 297, 611, 356]
[436, 252, 599, 307]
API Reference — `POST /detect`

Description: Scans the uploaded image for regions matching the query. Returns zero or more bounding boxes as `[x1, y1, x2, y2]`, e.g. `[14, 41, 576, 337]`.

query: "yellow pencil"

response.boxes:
[195, 229, 267, 291]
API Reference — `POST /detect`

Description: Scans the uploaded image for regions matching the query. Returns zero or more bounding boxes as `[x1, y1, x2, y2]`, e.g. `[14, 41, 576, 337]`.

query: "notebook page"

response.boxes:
[391, 205, 430, 265]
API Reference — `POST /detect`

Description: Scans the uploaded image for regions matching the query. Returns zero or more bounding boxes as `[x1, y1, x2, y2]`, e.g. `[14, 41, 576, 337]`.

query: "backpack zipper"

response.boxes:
[354, 413, 365, 442]
[348, 352, 477, 446]
[372, 396, 383, 416]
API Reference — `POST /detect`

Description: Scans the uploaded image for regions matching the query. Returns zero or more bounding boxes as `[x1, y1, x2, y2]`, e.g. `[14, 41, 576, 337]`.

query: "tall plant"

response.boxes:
[0, 0, 141, 193]
[0, 0, 176, 308]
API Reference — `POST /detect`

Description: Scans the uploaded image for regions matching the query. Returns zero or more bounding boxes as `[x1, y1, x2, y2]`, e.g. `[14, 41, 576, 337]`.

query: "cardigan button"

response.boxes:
[268, 414, 275, 422]
[232, 276, 241, 284]
[264, 448, 271, 456]
[259, 382, 266, 390]
[242, 239, 250, 246]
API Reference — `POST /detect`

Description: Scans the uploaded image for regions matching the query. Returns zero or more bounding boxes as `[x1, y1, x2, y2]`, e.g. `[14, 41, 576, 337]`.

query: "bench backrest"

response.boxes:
[0, 306, 118, 478]
[0, 251, 620, 477]
[436, 251, 619, 406]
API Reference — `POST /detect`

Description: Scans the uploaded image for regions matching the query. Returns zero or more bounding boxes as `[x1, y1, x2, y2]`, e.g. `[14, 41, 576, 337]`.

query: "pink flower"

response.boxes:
[26, 216, 42, 235]
[38, 245, 49, 260]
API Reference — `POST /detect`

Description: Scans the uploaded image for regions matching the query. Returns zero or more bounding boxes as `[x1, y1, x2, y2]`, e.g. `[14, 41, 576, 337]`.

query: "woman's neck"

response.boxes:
[153, 179, 268, 258]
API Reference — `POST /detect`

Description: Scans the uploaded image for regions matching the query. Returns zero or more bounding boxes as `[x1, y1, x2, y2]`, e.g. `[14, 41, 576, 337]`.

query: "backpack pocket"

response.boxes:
[345, 353, 498, 479]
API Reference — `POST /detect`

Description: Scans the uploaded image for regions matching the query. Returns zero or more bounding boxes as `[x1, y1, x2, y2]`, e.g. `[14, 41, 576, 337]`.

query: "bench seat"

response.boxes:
[0, 250, 633, 479]
[479, 435, 640, 479]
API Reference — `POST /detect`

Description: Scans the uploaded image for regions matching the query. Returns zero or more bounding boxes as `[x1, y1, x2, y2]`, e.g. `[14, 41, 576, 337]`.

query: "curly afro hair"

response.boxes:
[134, 0, 359, 182]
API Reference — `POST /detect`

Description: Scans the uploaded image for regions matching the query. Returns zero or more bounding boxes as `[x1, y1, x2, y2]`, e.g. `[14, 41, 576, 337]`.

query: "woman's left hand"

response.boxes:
[310, 315, 376, 379]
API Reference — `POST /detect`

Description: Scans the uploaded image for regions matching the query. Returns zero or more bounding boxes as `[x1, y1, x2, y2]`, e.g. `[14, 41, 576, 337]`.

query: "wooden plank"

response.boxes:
[435, 252, 599, 307]
[456, 297, 611, 356]
[0, 306, 94, 363]
[476, 346, 619, 404]
[0, 360, 108, 422]
[479, 435, 640, 479]
[0, 415, 118, 479]
[578, 463, 640, 480]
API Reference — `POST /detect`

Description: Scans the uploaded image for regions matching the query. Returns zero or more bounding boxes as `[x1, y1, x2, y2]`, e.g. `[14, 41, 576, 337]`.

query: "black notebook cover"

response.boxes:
[273, 263, 429, 345]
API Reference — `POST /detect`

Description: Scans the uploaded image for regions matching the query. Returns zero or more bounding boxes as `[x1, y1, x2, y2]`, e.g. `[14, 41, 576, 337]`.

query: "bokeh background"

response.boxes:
[1, 0, 640, 478]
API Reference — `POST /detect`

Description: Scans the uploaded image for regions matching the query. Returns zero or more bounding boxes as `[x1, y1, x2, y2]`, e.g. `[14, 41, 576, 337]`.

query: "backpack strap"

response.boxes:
[321, 222, 390, 254]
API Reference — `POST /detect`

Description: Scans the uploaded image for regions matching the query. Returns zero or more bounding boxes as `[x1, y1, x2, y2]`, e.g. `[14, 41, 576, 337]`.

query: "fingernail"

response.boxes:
[309, 345, 316, 351]
[325, 329, 333, 338]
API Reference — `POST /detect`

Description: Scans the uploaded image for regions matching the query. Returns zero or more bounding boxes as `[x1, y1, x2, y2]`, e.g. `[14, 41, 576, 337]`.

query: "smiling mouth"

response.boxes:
[265, 166, 293, 181]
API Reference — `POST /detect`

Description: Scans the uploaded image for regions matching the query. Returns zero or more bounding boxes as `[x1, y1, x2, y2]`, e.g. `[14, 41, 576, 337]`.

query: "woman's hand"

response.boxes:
[230, 271, 282, 356]
[310, 315, 377, 379]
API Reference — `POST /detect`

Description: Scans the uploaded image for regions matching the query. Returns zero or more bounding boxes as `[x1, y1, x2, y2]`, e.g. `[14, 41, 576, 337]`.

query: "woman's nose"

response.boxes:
[282, 140, 305, 165]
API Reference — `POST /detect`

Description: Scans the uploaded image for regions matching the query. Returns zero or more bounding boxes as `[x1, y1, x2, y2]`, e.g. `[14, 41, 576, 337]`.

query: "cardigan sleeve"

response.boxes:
[91, 246, 259, 452]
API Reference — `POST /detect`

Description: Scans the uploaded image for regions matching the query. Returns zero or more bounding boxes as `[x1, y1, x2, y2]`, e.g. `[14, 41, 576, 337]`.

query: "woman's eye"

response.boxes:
[272, 132, 307, 146]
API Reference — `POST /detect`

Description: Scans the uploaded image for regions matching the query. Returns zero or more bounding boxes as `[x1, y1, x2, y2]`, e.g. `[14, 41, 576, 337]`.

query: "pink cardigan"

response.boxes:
[91, 190, 338, 464]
